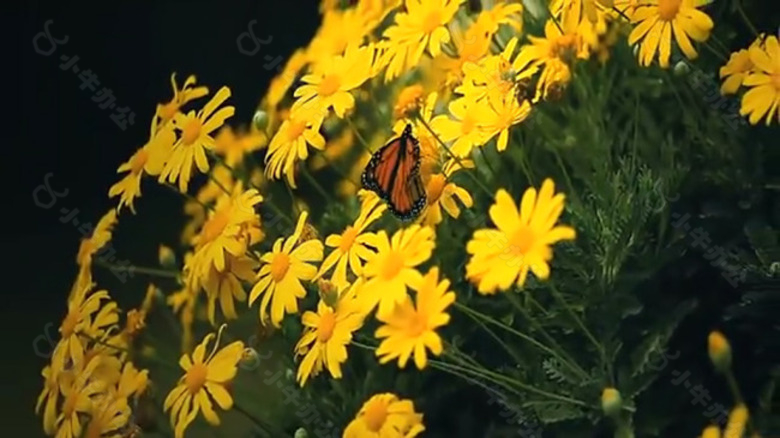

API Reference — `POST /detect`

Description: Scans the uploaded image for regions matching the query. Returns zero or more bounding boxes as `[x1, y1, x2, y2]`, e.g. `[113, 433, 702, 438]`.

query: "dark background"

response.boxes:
[6, 2, 319, 435]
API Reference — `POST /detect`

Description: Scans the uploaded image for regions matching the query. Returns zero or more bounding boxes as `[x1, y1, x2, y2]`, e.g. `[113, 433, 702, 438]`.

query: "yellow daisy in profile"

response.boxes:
[293, 43, 375, 118]
[264, 48, 309, 110]
[294, 286, 364, 386]
[422, 159, 474, 226]
[316, 189, 386, 288]
[187, 186, 263, 289]
[307, 7, 379, 64]
[159, 86, 235, 192]
[249, 211, 324, 327]
[203, 254, 255, 324]
[213, 125, 266, 167]
[360, 225, 435, 318]
[740, 35, 780, 125]
[430, 97, 489, 157]
[512, 19, 586, 102]
[458, 37, 520, 104]
[84, 393, 131, 438]
[720, 45, 755, 95]
[163, 329, 244, 438]
[375, 267, 455, 369]
[466, 180, 577, 294]
[116, 361, 149, 400]
[56, 359, 107, 438]
[76, 209, 117, 275]
[156, 73, 209, 127]
[36, 365, 61, 435]
[481, 93, 533, 151]
[53, 285, 118, 372]
[628, 0, 714, 68]
[380, 0, 464, 81]
[343, 393, 425, 438]
[265, 109, 326, 188]
[393, 84, 426, 120]
[109, 121, 175, 214]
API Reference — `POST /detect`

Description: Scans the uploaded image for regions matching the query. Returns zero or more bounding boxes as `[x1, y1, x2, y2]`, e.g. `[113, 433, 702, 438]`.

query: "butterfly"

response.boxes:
[361, 123, 427, 221]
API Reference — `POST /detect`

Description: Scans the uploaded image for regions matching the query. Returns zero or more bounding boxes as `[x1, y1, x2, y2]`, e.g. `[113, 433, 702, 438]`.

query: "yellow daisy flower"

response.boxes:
[393, 84, 426, 120]
[53, 285, 118, 373]
[213, 125, 266, 167]
[422, 159, 474, 226]
[203, 254, 256, 325]
[84, 393, 131, 438]
[36, 365, 61, 435]
[307, 7, 380, 64]
[116, 361, 149, 400]
[466, 180, 576, 294]
[612, 0, 641, 20]
[628, 0, 714, 68]
[431, 22, 493, 88]
[473, 1, 524, 35]
[512, 19, 586, 102]
[554, 0, 611, 29]
[187, 185, 263, 289]
[343, 393, 425, 438]
[316, 189, 386, 288]
[380, 0, 464, 81]
[196, 166, 236, 207]
[719, 45, 754, 95]
[163, 330, 244, 438]
[159, 86, 236, 192]
[75, 209, 117, 280]
[55, 356, 106, 438]
[359, 225, 435, 318]
[294, 286, 364, 386]
[430, 97, 489, 157]
[265, 109, 326, 188]
[249, 211, 324, 327]
[293, 43, 375, 118]
[156, 73, 209, 127]
[109, 121, 175, 214]
[740, 35, 780, 125]
[457, 37, 520, 104]
[480, 92, 533, 151]
[375, 267, 455, 369]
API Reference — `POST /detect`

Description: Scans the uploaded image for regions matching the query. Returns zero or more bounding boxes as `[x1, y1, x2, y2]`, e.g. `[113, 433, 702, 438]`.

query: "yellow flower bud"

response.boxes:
[701, 425, 721, 438]
[708, 331, 732, 373]
[158, 244, 176, 268]
[601, 387, 622, 417]
[317, 278, 339, 308]
[724, 404, 748, 438]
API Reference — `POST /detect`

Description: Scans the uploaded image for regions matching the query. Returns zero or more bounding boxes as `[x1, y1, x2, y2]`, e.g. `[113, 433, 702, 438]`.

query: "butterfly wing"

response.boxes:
[361, 124, 427, 221]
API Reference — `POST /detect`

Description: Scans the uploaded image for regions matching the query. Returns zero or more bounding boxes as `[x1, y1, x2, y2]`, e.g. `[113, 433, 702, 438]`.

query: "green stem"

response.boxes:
[503, 292, 590, 379]
[452, 303, 528, 366]
[162, 182, 213, 211]
[416, 115, 494, 198]
[93, 259, 179, 279]
[76, 331, 178, 370]
[300, 166, 334, 204]
[454, 301, 588, 379]
[345, 116, 374, 155]
[548, 284, 609, 379]
[208, 171, 232, 195]
[233, 401, 291, 438]
[734, 0, 759, 37]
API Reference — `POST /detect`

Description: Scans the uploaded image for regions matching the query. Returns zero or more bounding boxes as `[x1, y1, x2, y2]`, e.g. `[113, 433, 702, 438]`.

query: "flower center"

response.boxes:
[184, 363, 208, 394]
[427, 174, 447, 205]
[270, 253, 291, 282]
[62, 391, 79, 417]
[201, 210, 230, 244]
[317, 311, 337, 343]
[657, 0, 682, 20]
[407, 312, 428, 337]
[381, 250, 404, 280]
[318, 74, 341, 97]
[509, 226, 536, 256]
[60, 309, 80, 338]
[339, 226, 359, 253]
[551, 35, 578, 59]
[363, 400, 389, 432]
[158, 101, 178, 121]
[422, 10, 442, 34]
[286, 118, 308, 141]
[182, 118, 202, 145]
[129, 149, 149, 175]
[461, 114, 477, 135]
[771, 72, 780, 91]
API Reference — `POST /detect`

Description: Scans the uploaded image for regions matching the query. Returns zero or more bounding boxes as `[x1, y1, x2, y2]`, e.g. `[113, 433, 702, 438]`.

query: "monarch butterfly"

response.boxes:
[361, 124, 427, 221]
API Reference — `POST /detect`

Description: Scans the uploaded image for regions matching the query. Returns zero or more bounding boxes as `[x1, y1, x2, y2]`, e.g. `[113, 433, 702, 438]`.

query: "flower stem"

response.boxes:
[503, 292, 590, 379]
[76, 331, 178, 370]
[300, 166, 334, 204]
[345, 116, 374, 155]
[454, 301, 588, 379]
[415, 115, 494, 198]
[93, 259, 179, 279]
[162, 182, 213, 211]
[452, 303, 528, 366]
[734, 0, 759, 37]
[233, 401, 292, 438]
[548, 284, 609, 379]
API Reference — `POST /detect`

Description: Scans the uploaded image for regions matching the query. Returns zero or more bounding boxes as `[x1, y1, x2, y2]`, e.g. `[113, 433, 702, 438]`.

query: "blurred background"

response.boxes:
[7, 2, 318, 435]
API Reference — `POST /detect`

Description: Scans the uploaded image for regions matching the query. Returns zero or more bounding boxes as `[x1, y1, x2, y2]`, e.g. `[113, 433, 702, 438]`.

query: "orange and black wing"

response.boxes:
[361, 124, 427, 221]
